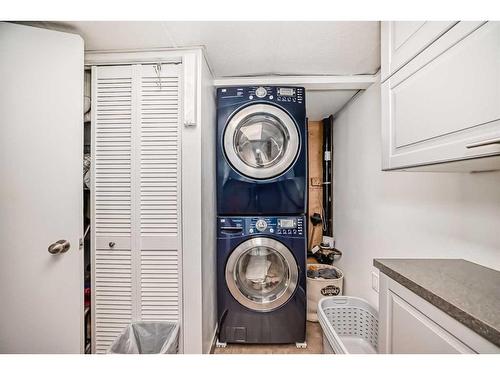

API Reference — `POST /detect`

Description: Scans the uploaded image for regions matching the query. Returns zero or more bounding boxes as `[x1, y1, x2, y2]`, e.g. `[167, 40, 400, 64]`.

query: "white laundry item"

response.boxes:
[83, 153, 91, 189]
[84, 110, 91, 122]
[84, 95, 91, 114]
[245, 256, 271, 283]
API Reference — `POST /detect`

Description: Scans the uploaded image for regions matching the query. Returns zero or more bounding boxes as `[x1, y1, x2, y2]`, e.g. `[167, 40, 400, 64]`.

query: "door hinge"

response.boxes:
[79, 238, 84, 251]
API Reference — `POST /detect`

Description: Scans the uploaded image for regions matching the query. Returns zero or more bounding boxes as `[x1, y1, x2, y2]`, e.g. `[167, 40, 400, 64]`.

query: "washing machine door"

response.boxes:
[225, 237, 299, 312]
[224, 104, 300, 179]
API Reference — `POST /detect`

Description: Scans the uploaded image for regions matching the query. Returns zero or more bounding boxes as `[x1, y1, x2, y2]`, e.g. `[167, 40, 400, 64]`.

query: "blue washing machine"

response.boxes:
[217, 216, 307, 345]
[217, 86, 307, 215]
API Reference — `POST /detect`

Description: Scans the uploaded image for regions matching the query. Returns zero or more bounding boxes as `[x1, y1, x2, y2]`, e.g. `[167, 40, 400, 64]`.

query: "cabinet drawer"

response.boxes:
[382, 21, 500, 170]
[381, 21, 457, 81]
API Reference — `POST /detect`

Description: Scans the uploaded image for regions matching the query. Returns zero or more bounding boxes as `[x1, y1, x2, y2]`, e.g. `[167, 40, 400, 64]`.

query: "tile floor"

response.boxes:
[213, 322, 324, 354]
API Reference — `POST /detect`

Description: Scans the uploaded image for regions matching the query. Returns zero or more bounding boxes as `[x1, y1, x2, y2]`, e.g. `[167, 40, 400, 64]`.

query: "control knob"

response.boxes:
[255, 87, 267, 98]
[255, 219, 268, 232]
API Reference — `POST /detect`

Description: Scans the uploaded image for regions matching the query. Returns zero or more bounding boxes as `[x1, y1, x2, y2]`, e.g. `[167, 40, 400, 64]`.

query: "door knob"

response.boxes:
[48, 240, 71, 255]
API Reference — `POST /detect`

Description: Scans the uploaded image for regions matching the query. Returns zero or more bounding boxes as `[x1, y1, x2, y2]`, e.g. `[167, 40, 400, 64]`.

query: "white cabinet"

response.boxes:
[381, 21, 457, 81]
[381, 21, 500, 171]
[91, 63, 182, 353]
[378, 274, 500, 354]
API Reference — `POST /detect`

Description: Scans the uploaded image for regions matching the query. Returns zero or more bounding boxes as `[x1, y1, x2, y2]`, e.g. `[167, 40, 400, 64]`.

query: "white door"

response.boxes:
[0, 23, 84, 353]
[92, 63, 181, 353]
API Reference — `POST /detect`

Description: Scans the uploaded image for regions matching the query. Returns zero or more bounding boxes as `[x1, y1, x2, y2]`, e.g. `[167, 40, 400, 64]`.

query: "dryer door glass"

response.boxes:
[224, 104, 299, 179]
[234, 114, 287, 169]
[225, 237, 299, 312]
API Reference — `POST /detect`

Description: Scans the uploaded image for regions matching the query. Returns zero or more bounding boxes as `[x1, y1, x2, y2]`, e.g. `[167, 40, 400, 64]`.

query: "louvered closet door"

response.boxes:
[138, 64, 181, 322]
[92, 65, 134, 353]
[92, 64, 181, 353]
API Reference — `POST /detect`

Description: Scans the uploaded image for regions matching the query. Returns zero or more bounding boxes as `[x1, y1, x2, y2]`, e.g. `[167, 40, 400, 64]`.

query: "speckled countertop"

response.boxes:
[374, 258, 500, 347]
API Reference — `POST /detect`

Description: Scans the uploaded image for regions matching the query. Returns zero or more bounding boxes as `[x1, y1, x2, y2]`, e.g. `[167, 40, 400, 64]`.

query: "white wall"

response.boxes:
[200, 54, 217, 353]
[333, 79, 500, 309]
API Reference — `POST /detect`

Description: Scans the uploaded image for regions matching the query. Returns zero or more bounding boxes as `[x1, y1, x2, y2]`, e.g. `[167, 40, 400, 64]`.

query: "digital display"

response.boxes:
[278, 88, 295, 97]
[278, 219, 296, 229]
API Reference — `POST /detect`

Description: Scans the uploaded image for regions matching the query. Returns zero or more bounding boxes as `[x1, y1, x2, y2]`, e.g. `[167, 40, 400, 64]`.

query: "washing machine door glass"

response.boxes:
[224, 104, 299, 179]
[226, 237, 299, 312]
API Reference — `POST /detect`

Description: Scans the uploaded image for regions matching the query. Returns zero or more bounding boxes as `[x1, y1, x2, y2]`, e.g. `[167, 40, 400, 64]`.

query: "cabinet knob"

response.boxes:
[109, 242, 115, 248]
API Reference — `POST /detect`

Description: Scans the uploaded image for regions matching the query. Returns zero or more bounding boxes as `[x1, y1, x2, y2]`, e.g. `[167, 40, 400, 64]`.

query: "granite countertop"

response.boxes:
[374, 258, 500, 347]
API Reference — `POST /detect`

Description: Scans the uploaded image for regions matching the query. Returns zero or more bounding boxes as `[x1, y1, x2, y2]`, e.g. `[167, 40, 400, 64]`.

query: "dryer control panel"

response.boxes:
[218, 86, 305, 105]
[218, 216, 305, 238]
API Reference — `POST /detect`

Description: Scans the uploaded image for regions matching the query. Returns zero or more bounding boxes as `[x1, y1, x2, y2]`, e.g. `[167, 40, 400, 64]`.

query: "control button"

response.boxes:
[293, 229, 297, 234]
[270, 228, 274, 233]
[255, 219, 268, 232]
[269, 95, 273, 100]
[249, 229, 254, 234]
[255, 87, 267, 98]
[287, 230, 292, 234]
[277, 230, 281, 234]
[249, 95, 254, 99]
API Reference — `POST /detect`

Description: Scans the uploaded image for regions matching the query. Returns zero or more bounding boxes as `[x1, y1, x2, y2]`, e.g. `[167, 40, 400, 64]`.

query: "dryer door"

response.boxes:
[225, 237, 299, 312]
[224, 104, 300, 179]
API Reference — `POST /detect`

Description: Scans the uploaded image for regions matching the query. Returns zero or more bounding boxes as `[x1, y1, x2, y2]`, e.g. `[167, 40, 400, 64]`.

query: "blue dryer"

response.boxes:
[217, 216, 307, 345]
[217, 86, 307, 215]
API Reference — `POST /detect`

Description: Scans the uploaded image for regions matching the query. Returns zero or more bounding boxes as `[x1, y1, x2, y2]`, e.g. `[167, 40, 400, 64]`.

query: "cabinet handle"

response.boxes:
[466, 137, 500, 149]
[109, 242, 116, 248]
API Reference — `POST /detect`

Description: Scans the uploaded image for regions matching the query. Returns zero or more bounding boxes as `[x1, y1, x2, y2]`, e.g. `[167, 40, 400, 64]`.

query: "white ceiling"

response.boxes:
[307, 90, 358, 120]
[41, 21, 380, 77]
[29, 21, 379, 119]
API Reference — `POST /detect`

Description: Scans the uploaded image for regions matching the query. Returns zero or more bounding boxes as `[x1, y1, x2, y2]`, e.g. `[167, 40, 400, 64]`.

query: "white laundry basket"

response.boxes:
[318, 296, 378, 354]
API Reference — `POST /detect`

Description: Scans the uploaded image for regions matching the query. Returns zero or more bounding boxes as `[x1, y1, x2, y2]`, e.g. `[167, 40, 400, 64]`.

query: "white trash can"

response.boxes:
[306, 264, 344, 322]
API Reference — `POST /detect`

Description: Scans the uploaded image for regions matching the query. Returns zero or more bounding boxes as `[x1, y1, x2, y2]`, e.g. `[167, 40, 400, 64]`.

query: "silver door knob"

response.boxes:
[48, 240, 71, 255]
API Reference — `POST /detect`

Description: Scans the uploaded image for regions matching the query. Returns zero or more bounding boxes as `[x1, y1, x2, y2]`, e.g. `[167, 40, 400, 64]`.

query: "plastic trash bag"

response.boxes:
[307, 267, 341, 279]
[107, 321, 179, 354]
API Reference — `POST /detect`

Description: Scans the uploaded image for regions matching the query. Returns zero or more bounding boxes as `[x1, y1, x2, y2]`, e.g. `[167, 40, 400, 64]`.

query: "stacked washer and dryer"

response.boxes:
[216, 86, 308, 348]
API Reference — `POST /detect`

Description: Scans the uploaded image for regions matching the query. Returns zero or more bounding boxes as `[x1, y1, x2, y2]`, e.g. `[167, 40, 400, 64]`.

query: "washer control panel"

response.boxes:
[218, 216, 305, 237]
[218, 86, 304, 105]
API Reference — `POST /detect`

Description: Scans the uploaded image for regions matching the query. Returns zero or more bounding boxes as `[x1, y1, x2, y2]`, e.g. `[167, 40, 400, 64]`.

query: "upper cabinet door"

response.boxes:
[0, 23, 84, 352]
[381, 21, 457, 82]
[381, 21, 500, 171]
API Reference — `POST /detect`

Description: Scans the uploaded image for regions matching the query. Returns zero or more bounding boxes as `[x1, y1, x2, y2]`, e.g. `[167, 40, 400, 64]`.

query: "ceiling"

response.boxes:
[38, 21, 380, 77]
[29, 21, 380, 119]
[306, 90, 359, 120]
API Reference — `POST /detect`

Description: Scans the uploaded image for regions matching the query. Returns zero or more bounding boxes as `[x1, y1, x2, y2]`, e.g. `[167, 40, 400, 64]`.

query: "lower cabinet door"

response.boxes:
[378, 274, 500, 354]
[385, 291, 474, 353]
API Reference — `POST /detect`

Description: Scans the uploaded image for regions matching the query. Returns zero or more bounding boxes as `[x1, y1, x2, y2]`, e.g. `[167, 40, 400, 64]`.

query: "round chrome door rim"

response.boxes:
[225, 237, 299, 312]
[223, 104, 300, 180]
